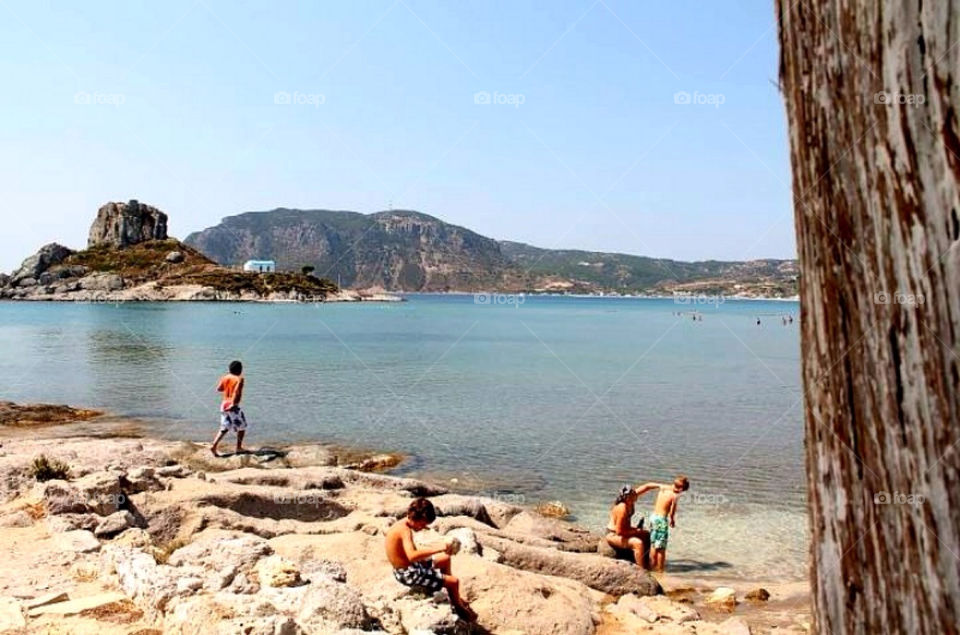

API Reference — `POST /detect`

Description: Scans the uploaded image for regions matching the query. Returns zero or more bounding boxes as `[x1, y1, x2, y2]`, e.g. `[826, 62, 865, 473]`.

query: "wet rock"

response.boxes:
[745, 587, 770, 601]
[706, 587, 738, 611]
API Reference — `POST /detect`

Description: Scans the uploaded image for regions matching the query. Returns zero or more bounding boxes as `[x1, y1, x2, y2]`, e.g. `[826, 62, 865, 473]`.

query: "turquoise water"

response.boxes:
[0, 295, 807, 580]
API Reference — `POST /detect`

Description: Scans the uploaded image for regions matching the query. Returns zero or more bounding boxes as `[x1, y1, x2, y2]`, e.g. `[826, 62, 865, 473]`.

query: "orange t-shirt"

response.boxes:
[217, 374, 243, 411]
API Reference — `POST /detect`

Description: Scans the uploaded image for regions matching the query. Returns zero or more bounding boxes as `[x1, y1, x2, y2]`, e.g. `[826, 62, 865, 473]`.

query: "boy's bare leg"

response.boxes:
[434, 553, 451, 575]
[236, 430, 245, 453]
[443, 574, 477, 622]
[211, 430, 227, 456]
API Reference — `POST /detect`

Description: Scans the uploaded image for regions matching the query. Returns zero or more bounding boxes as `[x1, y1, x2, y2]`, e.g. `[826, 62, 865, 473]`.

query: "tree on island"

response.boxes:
[778, 1, 960, 632]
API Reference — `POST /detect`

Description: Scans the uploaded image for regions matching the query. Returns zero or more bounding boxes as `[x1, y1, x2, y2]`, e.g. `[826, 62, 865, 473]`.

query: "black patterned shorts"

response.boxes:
[393, 560, 444, 593]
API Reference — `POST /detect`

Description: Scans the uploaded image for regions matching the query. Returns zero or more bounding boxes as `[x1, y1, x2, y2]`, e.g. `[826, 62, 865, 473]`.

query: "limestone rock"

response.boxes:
[631, 595, 700, 624]
[504, 511, 600, 552]
[167, 530, 273, 573]
[0, 597, 25, 632]
[75, 471, 123, 515]
[443, 527, 479, 555]
[26, 592, 127, 617]
[22, 591, 69, 610]
[94, 510, 136, 537]
[35, 480, 87, 515]
[44, 512, 100, 533]
[111, 527, 154, 548]
[0, 510, 33, 528]
[55, 529, 101, 553]
[705, 587, 738, 611]
[165, 250, 185, 263]
[255, 555, 302, 588]
[123, 466, 165, 493]
[296, 577, 370, 631]
[720, 616, 753, 635]
[101, 545, 180, 618]
[10, 243, 73, 283]
[477, 534, 660, 596]
[79, 272, 124, 292]
[88, 199, 168, 248]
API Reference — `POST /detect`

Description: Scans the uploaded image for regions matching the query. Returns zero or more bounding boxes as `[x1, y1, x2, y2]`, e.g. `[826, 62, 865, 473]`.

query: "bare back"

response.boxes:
[385, 519, 414, 568]
[653, 487, 678, 516]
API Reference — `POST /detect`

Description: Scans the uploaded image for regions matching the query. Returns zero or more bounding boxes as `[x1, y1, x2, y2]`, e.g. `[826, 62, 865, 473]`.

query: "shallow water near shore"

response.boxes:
[0, 294, 807, 581]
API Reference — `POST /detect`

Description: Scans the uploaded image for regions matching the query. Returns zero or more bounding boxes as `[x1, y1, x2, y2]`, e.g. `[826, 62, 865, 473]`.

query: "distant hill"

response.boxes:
[185, 208, 799, 296]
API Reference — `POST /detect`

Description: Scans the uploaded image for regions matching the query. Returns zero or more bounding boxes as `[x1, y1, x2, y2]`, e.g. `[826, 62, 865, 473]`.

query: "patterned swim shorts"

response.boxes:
[219, 407, 248, 432]
[393, 560, 444, 593]
[649, 514, 669, 550]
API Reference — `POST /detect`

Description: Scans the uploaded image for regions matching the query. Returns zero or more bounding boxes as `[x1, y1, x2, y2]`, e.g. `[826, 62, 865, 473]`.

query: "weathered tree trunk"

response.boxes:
[777, 1, 960, 633]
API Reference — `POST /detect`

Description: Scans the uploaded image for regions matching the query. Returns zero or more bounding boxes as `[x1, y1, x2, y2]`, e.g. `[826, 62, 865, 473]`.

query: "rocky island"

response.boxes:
[0, 201, 398, 303]
[0, 405, 811, 634]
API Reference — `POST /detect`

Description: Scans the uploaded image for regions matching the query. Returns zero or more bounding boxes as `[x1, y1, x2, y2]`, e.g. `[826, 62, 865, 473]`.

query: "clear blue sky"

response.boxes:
[0, 0, 794, 273]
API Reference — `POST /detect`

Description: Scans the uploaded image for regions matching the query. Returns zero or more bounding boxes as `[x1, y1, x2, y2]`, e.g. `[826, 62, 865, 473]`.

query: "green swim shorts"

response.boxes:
[649, 514, 669, 550]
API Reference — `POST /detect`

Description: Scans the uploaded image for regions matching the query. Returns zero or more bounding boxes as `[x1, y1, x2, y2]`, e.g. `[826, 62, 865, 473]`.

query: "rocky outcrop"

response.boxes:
[0, 433, 806, 634]
[88, 199, 168, 248]
[9, 242, 73, 284]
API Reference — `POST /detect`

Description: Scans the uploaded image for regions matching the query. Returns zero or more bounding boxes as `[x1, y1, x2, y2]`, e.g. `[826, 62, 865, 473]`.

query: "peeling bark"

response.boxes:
[777, 1, 960, 632]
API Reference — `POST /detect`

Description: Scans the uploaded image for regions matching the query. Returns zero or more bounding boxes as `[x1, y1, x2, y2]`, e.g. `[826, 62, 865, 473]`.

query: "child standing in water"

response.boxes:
[635, 475, 690, 572]
[211, 360, 247, 457]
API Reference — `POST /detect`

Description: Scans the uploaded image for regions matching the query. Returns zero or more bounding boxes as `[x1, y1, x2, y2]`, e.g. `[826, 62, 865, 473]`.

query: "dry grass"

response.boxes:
[151, 537, 188, 564]
[29, 454, 71, 481]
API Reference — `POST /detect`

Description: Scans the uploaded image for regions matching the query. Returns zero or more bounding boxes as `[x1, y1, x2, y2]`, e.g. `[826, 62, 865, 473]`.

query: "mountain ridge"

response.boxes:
[185, 208, 798, 296]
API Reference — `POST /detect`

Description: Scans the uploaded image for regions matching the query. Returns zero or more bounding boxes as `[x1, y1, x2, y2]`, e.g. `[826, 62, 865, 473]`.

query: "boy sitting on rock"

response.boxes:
[385, 498, 477, 622]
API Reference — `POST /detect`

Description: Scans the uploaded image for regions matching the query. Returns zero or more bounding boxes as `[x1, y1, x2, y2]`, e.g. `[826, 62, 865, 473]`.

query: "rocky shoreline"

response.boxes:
[0, 409, 811, 634]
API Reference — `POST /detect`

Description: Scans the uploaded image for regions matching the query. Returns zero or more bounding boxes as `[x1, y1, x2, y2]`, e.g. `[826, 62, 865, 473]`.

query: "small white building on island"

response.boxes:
[243, 259, 276, 273]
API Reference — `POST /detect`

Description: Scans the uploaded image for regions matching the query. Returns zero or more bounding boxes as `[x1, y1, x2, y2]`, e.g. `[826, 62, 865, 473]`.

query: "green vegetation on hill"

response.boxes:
[57, 239, 339, 298]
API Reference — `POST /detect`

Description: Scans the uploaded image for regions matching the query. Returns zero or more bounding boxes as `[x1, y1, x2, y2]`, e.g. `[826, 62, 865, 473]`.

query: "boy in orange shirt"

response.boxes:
[212, 360, 247, 457]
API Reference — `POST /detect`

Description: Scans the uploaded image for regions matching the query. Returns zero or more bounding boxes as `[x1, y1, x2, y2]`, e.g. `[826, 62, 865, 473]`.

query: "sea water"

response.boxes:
[0, 294, 807, 580]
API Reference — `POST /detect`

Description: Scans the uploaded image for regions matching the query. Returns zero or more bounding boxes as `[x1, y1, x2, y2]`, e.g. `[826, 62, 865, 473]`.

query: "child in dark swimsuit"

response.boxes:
[384, 498, 477, 622]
